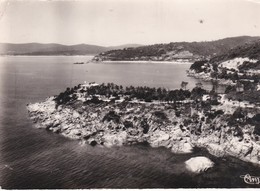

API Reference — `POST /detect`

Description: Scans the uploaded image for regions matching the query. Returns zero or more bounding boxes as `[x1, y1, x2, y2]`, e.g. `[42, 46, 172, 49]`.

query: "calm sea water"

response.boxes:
[0, 56, 259, 189]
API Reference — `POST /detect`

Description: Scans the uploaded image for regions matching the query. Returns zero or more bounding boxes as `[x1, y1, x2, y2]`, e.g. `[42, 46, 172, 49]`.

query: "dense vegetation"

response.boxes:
[54, 83, 197, 105]
[53, 82, 260, 138]
[189, 60, 209, 73]
[238, 60, 260, 71]
[189, 39, 260, 84]
[210, 40, 260, 63]
[225, 89, 260, 104]
[55, 82, 217, 105]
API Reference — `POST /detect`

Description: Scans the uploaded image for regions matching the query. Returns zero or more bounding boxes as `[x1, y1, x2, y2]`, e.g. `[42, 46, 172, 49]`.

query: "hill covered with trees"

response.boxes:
[188, 40, 260, 105]
[210, 40, 260, 63]
[93, 36, 260, 62]
[189, 39, 260, 79]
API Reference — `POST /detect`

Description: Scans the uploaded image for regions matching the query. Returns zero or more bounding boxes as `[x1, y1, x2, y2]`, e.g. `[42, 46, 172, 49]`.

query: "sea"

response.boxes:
[0, 55, 259, 189]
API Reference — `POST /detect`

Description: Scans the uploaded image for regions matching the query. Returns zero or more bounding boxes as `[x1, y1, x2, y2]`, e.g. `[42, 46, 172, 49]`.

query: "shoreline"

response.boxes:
[187, 69, 236, 86]
[100, 60, 193, 64]
[27, 83, 260, 167]
[0, 55, 95, 57]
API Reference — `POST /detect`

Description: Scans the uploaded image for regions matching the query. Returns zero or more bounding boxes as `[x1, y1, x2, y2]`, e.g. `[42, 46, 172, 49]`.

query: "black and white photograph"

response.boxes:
[0, 0, 260, 189]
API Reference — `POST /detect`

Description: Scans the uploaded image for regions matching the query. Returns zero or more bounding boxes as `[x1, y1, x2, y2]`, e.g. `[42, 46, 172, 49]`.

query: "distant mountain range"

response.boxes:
[92, 36, 260, 62]
[0, 43, 142, 56]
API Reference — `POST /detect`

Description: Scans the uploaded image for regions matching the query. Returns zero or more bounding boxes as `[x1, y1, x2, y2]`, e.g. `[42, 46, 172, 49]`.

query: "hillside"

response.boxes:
[190, 40, 260, 74]
[188, 40, 260, 89]
[92, 36, 260, 62]
[210, 40, 260, 63]
[0, 43, 143, 56]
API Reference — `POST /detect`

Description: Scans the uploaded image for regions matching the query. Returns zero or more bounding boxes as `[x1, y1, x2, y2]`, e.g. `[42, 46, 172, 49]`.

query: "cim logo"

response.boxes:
[240, 174, 260, 185]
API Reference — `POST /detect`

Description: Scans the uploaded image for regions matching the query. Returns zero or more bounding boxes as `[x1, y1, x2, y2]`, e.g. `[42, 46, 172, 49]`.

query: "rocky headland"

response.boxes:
[27, 82, 260, 168]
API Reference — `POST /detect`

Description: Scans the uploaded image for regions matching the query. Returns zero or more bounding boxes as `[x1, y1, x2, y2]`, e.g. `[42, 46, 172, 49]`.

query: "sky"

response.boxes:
[0, 0, 260, 46]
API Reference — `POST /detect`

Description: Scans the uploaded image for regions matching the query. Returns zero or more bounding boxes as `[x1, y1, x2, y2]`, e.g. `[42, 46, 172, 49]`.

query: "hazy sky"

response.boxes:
[0, 0, 260, 46]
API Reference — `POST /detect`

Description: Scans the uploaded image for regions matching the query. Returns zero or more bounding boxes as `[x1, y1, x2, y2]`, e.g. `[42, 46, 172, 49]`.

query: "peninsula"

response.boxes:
[27, 81, 260, 166]
[27, 36, 260, 171]
[92, 36, 260, 62]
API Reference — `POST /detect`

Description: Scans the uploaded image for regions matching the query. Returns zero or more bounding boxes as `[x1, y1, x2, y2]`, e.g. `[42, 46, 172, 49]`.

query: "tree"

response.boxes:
[211, 79, 219, 93]
[210, 71, 218, 79]
[219, 68, 228, 79]
[195, 82, 203, 89]
[189, 60, 208, 73]
[181, 81, 188, 90]
[191, 87, 207, 103]
[225, 85, 235, 94]
[232, 71, 239, 82]
[236, 81, 244, 93]
[212, 63, 218, 72]
[209, 90, 219, 105]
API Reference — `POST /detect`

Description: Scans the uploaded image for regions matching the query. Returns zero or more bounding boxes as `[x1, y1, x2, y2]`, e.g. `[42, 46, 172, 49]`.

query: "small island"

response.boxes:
[27, 81, 260, 166]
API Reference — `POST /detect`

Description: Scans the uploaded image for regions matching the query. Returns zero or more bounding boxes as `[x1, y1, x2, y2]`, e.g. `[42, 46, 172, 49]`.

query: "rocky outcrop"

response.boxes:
[27, 95, 260, 166]
[102, 131, 128, 147]
[185, 156, 214, 173]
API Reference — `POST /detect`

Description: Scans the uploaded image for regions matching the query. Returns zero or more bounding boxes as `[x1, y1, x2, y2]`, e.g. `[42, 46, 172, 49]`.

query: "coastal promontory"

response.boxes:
[92, 36, 260, 62]
[27, 82, 260, 167]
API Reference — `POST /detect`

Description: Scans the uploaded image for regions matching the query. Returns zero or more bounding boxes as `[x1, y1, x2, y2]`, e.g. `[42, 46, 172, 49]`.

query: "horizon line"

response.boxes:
[0, 35, 260, 47]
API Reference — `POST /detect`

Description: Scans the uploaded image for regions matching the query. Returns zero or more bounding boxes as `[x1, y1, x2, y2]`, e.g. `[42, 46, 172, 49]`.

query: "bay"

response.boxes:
[0, 56, 258, 189]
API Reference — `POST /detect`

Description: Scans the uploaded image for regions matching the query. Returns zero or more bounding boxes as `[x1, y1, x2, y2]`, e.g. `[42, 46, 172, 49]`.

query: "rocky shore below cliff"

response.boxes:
[27, 85, 260, 167]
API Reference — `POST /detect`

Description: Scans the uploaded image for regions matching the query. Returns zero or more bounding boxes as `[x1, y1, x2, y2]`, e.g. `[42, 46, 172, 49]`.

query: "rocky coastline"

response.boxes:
[186, 69, 236, 86]
[27, 83, 260, 168]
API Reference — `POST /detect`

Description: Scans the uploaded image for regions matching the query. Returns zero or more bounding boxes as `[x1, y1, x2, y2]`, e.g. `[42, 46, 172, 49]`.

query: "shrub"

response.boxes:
[153, 111, 168, 120]
[123, 120, 133, 128]
[225, 85, 235, 94]
[89, 96, 103, 104]
[232, 108, 245, 119]
[254, 126, 260, 136]
[205, 110, 224, 120]
[103, 111, 121, 123]
[175, 111, 181, 117]
[190, 60, 208, 73]
[141, 119, 149, 134]
[215, 110, 224, 116]
[252, 113, 260, 123]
